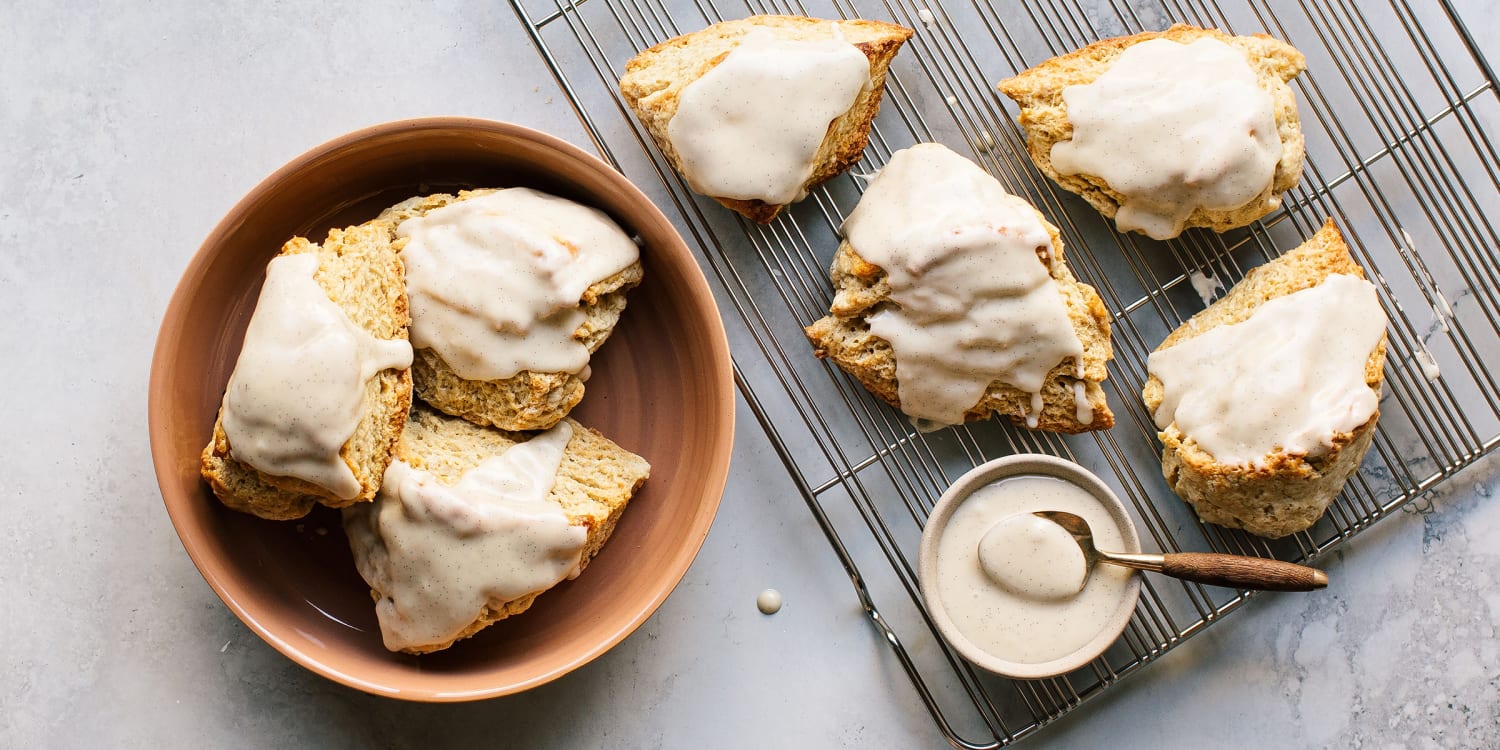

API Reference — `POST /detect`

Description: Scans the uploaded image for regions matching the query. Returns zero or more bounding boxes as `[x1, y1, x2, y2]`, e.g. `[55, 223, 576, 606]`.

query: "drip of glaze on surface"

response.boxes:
[1414, 348, 1441, 381]
[1189, 270, 1224, 306]
[756, 588, 783, 615]
[667, 27, 871, 205]
[343, 422, 584, 652]
[1020, 392, 1043, 429]
[1148, 274, 1388, 467]
[842, 143, 1085, 427]
[1051, 38, 1283, 240]
[398, 188, 638, 381]
[1073, 381, 1092, 425]
[1071, 362, 1094, 426]
[222, 252, 413, 499]
[934, 475, 1132, 664]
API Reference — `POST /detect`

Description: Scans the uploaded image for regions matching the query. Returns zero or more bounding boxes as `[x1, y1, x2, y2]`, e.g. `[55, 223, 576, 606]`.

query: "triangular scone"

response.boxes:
[200, 222, 413, 521]
[343, 404, 651, 654]
[379, 190, 643, 433]
[804, 145, 1114, 433]
[998, 24, 1306, 238]
[1142, 220, 1388, 538]
[619, 15, 912, 223]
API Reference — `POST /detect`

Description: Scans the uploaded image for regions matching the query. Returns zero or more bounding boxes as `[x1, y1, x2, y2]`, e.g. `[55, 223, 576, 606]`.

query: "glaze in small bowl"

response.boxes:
[148, 118, 735, 700]
[917, 454, 1141, 680]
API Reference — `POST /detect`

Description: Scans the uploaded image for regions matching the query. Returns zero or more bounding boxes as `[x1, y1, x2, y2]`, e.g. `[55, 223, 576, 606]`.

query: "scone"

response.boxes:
[343, 404, 651, 654]
[1143, 220, 1388, 538]
[619, 15, 913, 223]
[201, 221, 414, 521]
[805, 143, 1113, 433]
[998, 24, 1307, 239]
[380, 188, 643, 432]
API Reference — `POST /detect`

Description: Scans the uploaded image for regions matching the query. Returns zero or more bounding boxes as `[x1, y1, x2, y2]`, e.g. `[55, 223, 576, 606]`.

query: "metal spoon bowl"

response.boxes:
[1033, 510, 1329, 592]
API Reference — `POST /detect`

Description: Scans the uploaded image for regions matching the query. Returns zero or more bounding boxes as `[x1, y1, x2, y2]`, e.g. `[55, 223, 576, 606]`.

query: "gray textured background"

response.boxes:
[3, 1, 1497, 747]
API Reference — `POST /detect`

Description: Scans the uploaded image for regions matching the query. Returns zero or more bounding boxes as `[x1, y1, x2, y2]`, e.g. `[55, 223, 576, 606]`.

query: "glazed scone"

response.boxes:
[201, 221, 414, 521]
[380, 189, 643, 432]
[343, 405, 651, 654]
[619, 15, 913, 223]
[805, 144, 1113, 433]
[1143, 220, 1388, 538]
[997, 24, 1307, 239]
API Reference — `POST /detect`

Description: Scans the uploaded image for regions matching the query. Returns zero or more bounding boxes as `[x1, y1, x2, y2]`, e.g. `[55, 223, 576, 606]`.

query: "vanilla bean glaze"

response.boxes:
[1051, 38, 1282, 240]
[667, 28, 871, 204]
[221, 252, 413, 499]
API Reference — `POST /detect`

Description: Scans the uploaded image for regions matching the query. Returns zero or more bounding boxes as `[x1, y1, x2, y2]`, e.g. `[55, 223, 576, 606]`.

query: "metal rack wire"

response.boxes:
[509, 0, 1500, 744]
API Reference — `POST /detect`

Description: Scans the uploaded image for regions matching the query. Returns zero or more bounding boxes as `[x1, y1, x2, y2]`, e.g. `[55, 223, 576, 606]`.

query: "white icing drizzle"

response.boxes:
[667, 27, 871, 205]
[398, 188, 638, 381]
[222, 252, 413, 499]
[1148, 274, 1388, 467]
[1414, 348, 1441, 381]
[1189, 270, 1224, 306]
[1071, 362, 1093, 425]
[1433, 292, 1453, 332]
[842, 143, 1086, 426]
[1073, 381, 1093, 425]
[343, 423, 585, 652]
[1051, 37, 1283, 240]
[1024, 392, 1043, 429]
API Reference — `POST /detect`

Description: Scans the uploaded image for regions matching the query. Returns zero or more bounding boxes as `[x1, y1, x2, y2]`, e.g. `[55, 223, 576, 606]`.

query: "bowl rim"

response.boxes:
[916, 454, 1142, 680]
[147, 116, 736, 701]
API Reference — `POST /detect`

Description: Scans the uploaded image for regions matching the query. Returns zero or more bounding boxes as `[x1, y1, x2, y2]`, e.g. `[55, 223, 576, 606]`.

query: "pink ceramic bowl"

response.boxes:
[149, 118, 735, 700]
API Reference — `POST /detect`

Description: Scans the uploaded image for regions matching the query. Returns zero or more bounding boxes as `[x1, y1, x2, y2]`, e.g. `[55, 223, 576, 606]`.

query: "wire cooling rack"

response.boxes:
[509, 0, 1499, 744]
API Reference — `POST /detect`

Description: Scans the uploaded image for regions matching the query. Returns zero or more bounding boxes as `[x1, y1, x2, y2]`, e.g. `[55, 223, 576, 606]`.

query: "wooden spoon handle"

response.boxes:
[1160, 552, 1328, 591]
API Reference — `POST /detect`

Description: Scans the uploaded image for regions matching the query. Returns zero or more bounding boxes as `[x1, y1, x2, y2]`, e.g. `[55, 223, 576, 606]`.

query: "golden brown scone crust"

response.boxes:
[619, 15, 913, 223]
[804, 209, 1114, 433]
[350, 405, 651, 655]
[997, 24, 1307, 236]
[379, 190, 644, 432]
[1142, 219, 1388, 538]
[200, 222, 414, 521]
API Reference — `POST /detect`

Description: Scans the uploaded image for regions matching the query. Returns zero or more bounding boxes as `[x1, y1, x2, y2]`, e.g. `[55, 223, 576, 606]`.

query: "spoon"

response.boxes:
[1033, 510, 1328, 592]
